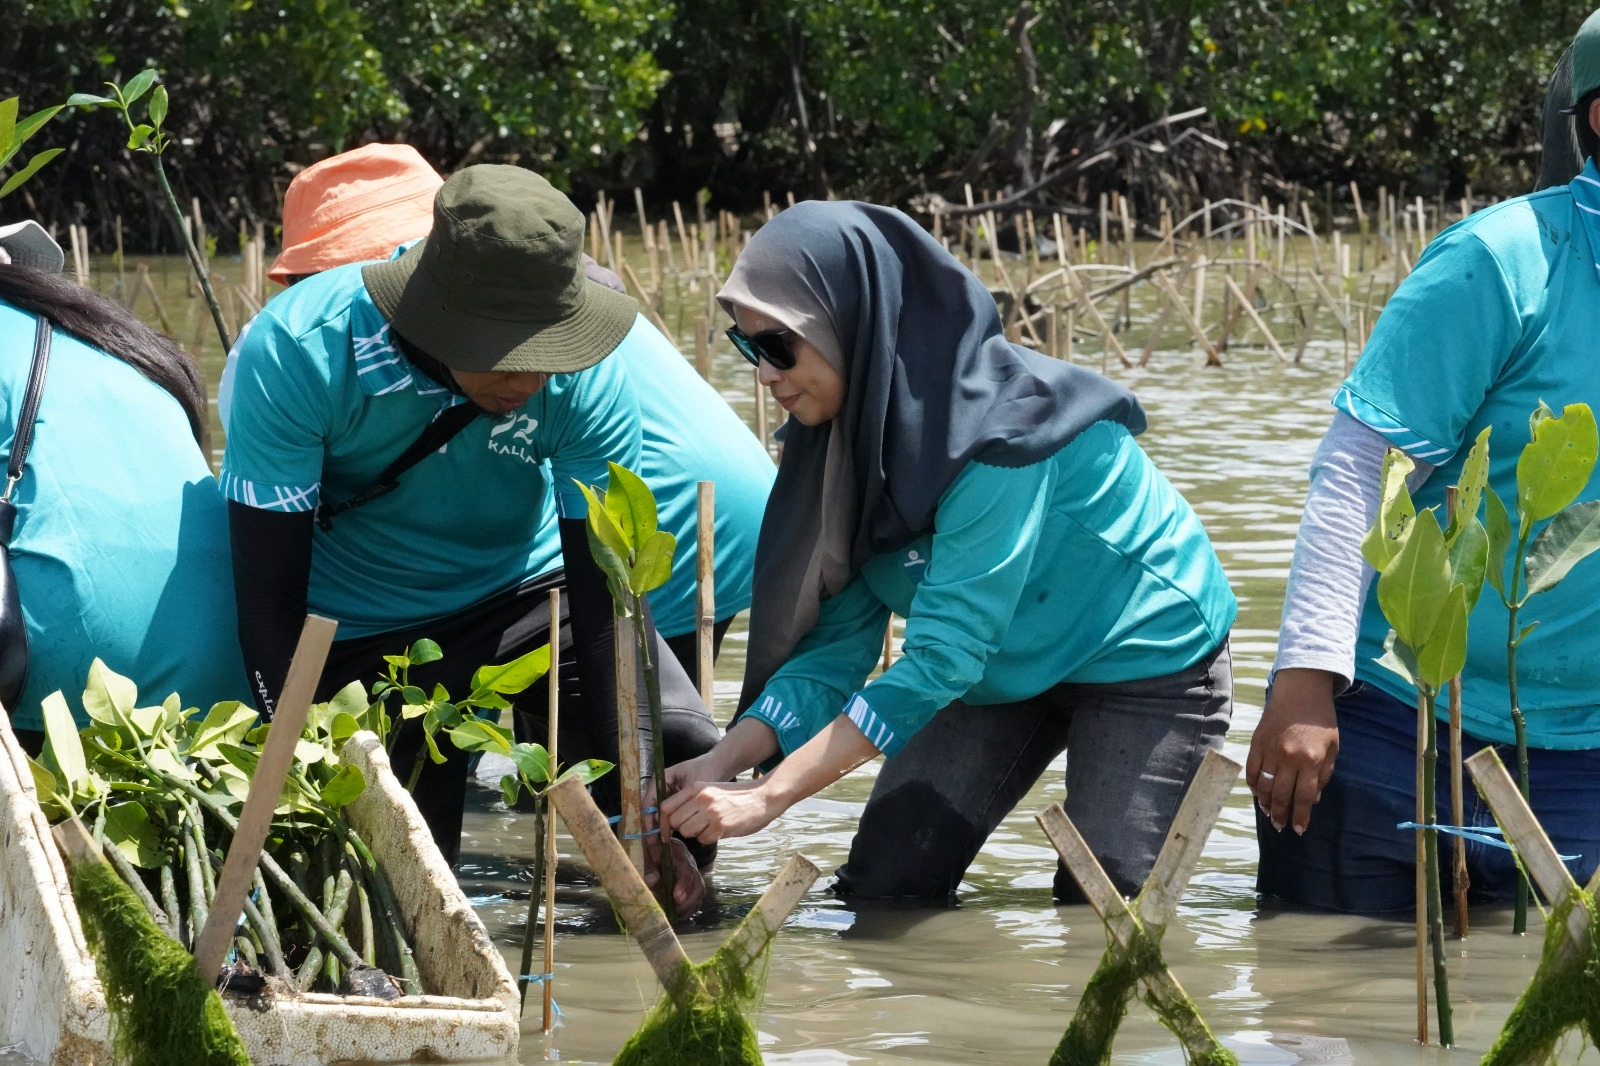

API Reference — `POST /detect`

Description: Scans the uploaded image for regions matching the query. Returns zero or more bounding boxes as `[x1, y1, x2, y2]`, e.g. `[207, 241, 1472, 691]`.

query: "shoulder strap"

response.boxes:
[314, 401, 481, 531]
[5, 315, 53, 501]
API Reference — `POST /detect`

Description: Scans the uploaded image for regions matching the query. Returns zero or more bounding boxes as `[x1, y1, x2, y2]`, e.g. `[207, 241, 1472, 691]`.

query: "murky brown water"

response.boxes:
[39, 248, 1595, 1065]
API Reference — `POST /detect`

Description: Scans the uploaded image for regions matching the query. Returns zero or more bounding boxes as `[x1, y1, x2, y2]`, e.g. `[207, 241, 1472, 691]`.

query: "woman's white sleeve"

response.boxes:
[1273, 411, 1433, 688]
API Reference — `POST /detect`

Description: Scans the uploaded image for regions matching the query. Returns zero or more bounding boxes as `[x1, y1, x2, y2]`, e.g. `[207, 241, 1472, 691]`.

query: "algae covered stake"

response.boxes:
[547, 775, 819, 1065]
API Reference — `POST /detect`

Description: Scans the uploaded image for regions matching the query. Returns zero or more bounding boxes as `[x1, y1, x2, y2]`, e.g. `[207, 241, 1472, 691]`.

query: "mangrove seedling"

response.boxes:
[0, 94, 69, 199]
[33, 659, 420, 997]
[1482, 401, 1600, 934]
[576, 461, 680, 914]
[1363, 429, 1492, 1047]
[67, 71, 232, 353]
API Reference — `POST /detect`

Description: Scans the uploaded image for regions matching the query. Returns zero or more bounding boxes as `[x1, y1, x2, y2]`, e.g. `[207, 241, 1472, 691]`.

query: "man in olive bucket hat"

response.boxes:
[1247, 8, 1600, 912]
[222, 165, 717, 906]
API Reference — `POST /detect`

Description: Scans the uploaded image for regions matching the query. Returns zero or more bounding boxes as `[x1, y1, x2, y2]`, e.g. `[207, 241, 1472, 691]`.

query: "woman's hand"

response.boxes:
[643, 834, 707, 913]
[1247, 668, 1340, 835]
[664, 751, 729, 794]
[662, 778, 785, 844]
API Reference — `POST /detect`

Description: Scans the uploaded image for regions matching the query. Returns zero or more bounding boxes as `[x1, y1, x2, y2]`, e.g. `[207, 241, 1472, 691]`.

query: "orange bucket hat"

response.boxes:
[268, 143, 444, 283]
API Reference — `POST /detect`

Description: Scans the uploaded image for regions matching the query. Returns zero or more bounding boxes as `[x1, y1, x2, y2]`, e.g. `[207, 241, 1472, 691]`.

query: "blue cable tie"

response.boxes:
[518, 974, 564, 1020]
[622, 827, 662, 841]
[1397, 821, 1580, 861]
[606, 805, 659, 825]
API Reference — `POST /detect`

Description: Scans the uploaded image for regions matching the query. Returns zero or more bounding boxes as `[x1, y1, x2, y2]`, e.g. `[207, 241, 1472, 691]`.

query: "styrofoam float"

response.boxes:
[0, 714, 519, 1065]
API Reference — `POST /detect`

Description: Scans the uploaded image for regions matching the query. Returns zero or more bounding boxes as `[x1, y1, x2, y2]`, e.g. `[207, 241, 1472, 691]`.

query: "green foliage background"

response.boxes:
[0, 0, 1591, 249]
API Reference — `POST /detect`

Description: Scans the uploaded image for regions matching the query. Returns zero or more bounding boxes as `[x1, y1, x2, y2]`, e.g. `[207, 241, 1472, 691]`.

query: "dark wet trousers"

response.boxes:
[834, 640, 1233, 903]
[1256, 680, 1600, 914]
[316, 570, 721, 867]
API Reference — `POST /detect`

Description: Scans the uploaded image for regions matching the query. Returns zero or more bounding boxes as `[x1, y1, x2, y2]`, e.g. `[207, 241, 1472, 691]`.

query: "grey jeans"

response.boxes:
[834, 640, 1232, 903]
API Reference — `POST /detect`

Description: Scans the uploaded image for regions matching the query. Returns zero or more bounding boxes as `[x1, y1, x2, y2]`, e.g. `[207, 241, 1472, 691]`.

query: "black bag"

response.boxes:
[0, 315, 50, 709]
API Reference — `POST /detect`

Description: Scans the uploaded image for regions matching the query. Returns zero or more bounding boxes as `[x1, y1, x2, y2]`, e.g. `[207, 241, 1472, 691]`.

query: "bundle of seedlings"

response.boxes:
[30, 658, 420, 1000]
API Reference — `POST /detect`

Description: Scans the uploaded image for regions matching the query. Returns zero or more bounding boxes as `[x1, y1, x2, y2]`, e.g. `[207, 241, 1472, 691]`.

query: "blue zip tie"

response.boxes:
[1397, 822, 1580, 861]
[622, 828, 662, 840]
[606, 805, 659, 824]
[518, 974, 564, 1020]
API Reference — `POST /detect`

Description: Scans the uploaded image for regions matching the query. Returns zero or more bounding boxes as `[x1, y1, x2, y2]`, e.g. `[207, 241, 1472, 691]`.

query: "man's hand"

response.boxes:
[1247, 668, 1341, 835]
[661, 778, 784, 844]
[664, 751, 729, 794]
[643, 835, 707, 913]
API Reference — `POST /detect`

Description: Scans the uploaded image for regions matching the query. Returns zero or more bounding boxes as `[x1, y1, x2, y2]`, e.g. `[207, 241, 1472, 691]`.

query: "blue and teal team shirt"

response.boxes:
[1338, 160, 1600, 749]
[615, 326, 772, 637]
[745, 421, 1236, 757]
[219, 263, 640, 638]
[0, 301, 246, 729]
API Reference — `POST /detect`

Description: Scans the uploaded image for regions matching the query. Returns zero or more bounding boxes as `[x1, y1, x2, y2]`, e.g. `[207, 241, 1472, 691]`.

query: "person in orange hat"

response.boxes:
[267, 143, 443, 285]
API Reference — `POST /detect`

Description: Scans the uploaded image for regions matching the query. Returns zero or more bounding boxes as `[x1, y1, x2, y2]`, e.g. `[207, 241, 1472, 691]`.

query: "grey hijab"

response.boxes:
[719, 201, 1146, 713]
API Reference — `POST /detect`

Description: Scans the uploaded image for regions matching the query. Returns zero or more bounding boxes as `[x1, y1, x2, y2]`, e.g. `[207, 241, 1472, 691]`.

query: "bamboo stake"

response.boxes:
[192, 615, 337, 980]
[1415, 690, 1430, 1046]
[1153, 272, 1221, 367]
[696, 481, 716, 708]
[1222, 273, 1287, 364]
[1444, 487, 1470, 939]
[614, 614, 645, 873]
[881, 617, 894, 672]
[1062, 266, 1130, 369]
[619, 259, 671, 339]
[547, 776, 700, 1004]
[753, 369, 768, 452]
[543, 588, 560, 1033]
[711, 853, 820, 980]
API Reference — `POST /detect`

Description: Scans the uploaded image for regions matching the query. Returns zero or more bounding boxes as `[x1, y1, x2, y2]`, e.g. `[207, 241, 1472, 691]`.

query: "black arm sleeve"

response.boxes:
[228, 501, 314, 719]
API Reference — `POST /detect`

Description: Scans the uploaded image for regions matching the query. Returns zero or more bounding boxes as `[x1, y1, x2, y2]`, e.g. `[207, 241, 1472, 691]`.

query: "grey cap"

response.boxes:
[0, 221, 65, 273]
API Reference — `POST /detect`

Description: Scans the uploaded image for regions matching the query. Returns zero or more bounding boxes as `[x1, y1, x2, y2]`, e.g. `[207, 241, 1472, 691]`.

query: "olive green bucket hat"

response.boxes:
[362, 164, 637, 374]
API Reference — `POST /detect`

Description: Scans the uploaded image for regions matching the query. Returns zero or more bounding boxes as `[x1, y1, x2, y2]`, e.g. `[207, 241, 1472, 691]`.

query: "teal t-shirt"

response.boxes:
[1338, 160, 1600, 749]
[219, 264, 640, 637]
[0, 301, 247, 729]
[617, 325, 772, 636]
[746, 421, 1236, 757]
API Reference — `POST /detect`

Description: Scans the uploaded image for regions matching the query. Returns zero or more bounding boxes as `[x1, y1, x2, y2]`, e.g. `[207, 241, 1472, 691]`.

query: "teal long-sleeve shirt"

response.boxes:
[744, 421, 1237, 757]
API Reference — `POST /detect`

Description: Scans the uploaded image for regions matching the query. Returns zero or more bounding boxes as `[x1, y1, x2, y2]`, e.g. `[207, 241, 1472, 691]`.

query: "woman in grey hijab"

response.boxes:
[661, 201, 1237, 903]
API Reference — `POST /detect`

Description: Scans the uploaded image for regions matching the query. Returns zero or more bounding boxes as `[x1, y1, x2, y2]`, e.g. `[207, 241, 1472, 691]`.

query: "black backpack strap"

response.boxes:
[314, 401, 481, 531]
[5, 315, 52, 502]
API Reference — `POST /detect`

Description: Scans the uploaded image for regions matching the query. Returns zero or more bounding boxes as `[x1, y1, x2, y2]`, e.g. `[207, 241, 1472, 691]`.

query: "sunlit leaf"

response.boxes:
[0, 147, 63, 199]
[1376, 507, 1452, 648]
[120, 69, 158, 106]
[446, 718, 514, 754]
[409, 638, 443, 665]
[1484, 486, 1512, 599]
[469, 644, 550, 699]
[1448, 426, 1491, 543]
[1417, 583, 1469, 689]
[65, 93, 115, 108]
[0, 97, 20, 155]
[500, 773, 521, 807]
[578, 480, 634, 596]
[26, 754, 69, 818]
[319, 764, 366, 809]
[103, 801, 164, 868]
[509, 742, 552, 784]
[329, 711, 362, 745]
[556, 758, 614, 786]
[1447, 516, 1488, 611]
[606, 461, 658, 548]
[41, 691, 90, 794]
[1376, 629, 1420, 689]
[126, 123, 153, 150]
[1361, 447, 1416, 572]
[1517, 402, 1597, 528]
[148, 84, 168, 128]
[147, 746, 196, 782]
[82, 659, 138, 728]
[629, 528, 677, 595]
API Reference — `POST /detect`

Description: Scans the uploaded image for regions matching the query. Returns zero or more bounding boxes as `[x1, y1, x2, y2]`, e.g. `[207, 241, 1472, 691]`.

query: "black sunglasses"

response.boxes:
[725, 325, 797, 371]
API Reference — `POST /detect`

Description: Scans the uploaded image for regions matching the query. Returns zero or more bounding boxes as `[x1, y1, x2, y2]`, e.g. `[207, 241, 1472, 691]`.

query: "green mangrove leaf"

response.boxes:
[409, 638, 443, 666]
[1447, 516, 1489, 611]
[1514, 621, 1540, 648]
[1376, 507, 1452, 648]
[120, 69, 158, 106]
[1529, 399, 1557, 437]
[0, 147, 64, 199]
[400, 685, 426, 705]
[319, 764, 366, 809]
[1361, 447, 1417, 572]
[606, 461, 659, 548]
[244, 722, 271, 745]
[431, 702, 462, 730]
[509, 742, 552, 785]
[0, 97, 18, 154]
[469, 643, 551, 699]
[399, 702, 428, 721]
[329, 711, 361, 745]
[82, 659, 138, 728]
[1376, 629, 1421, 689]
[26, 755, 70, 819]
[14, 104, 64, 145]
[556, 758, 614, 785]
[103, 801, 163, 868]
[217, 743, 259, 777]
[214, 764, 251, 805]
[1484, 486, 1513, 599]
[629, 528, 677, 595]
[1448, 426, 1492, 542]
[382, 653, 410, 669]
[128, 704, 165, 737]
[125, 123, 153, 150]
[294, 739, 326, 765]
[446, 718, 513, 754]
[578, 480, 634, 598]
[41, 691, 90, 793]
[65, 93, 114, 108]
[1417, 583, 1469, 689]
[422, 725, 448, 766]
[1524, 498, 1600, 596]
[326, 679, 369, 721]
[148, 84, 167, 128]
[146, 746, 196, 783]
[499, 774, 521, 808]
[472, 690, 511, 711]
[1517, 402, 1597, 527]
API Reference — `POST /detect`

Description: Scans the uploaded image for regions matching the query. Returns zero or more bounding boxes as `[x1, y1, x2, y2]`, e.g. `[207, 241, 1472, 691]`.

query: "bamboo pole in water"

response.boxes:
[615, 613, 645, 874]
[694, 315, 711, 380]
[696, 481, 716, 709]
[543, 587, 560, 1034]
[1446, 487, 1469, 940]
